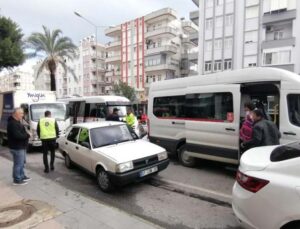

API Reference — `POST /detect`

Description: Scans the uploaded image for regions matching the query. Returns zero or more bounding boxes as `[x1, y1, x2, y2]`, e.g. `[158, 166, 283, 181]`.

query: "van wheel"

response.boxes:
[178, 145, 196, 167]
[65, 154, 73, 169]
[96, 168, 114, 192]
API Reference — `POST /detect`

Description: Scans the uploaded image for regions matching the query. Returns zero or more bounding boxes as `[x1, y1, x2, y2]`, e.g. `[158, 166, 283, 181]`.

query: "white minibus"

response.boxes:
[148, 67, 300, 167]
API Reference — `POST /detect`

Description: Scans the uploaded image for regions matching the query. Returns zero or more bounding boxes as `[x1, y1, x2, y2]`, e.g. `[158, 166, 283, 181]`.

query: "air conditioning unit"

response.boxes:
[266, 26, 274, 32]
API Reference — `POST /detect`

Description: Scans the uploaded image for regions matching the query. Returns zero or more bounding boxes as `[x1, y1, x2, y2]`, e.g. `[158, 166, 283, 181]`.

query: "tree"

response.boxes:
[26, 26, 77, 91]
[0, 16, 25, 70]
[113, 80, 136, 102]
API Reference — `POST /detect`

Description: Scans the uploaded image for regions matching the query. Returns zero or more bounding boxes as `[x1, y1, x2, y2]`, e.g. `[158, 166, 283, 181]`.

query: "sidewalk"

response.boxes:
[0, 156, 160, 229]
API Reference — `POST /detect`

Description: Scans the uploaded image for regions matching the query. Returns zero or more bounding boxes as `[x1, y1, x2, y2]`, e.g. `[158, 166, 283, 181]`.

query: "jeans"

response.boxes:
[42, 140, 56, 169]
[10, 149, 26, 182]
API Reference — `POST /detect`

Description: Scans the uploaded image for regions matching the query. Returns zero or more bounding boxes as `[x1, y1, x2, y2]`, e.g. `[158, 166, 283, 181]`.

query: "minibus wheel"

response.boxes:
[178, 145, 196, 167]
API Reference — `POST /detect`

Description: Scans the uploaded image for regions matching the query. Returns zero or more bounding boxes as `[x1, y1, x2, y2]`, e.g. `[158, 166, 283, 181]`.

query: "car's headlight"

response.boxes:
[158, 151, 168, 161]
[116, 161, 133, 173]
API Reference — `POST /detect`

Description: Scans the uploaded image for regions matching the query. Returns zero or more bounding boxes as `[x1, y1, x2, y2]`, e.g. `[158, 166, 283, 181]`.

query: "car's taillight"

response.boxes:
[236, 170, 269, 193]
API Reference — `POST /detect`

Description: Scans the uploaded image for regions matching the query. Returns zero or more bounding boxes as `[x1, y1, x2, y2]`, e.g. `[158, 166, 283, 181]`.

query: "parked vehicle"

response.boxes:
[148, 67, 300, 167]
[0, 90, 69, 147]
[232, 142, 300, 229]
[57, 122, 169, 192]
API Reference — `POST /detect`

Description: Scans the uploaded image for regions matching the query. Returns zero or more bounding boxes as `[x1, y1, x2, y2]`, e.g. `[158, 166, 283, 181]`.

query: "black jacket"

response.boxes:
[244, 119, 281, 148]
[106, 113, 120, 122]
[37, 119, 59, 141]
[7, 116, 30, 150]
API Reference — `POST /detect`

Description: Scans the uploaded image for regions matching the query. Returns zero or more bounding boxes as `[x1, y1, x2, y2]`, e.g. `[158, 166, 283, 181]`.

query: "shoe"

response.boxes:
[13, 180, 28, 186]
[50, 166, 54, 171]
[44, 168, 49, 173]
[23, 176, 31, 181]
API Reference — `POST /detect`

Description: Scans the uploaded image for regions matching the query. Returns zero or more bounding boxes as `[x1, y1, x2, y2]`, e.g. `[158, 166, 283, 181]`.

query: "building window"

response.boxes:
[214, 39, 223, 50]
[224, 38, 233, 49]
[274, 31, 284, 40]
[245, 31, 258, 43]
[246, 6, 259, 18]
[248, 63, 257, 67]
[214, 60, 222, 71]
[185, 92, 234, 122]
[205, 41, 212, 51]
[205, 61, 212, 72]
[263, 50, 291, 65]
[205, 19, 213, 30]
[216, 0, 224, 6]
[224, 59, 232, 70]
[225, 14, 233, 27]
[215, 16, 223, 28]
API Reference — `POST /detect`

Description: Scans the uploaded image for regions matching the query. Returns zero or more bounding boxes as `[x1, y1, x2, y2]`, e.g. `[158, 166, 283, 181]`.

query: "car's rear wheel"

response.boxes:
[281, 221, 300, 229]
[65, 154, 73, 169]
[178, 144, 196, 167]
[96, 168, 114, 192]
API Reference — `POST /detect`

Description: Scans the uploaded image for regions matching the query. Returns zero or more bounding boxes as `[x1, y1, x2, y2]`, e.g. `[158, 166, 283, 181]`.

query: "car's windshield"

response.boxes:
[30, 103, 67, 121]
[91, 124, 138, 148]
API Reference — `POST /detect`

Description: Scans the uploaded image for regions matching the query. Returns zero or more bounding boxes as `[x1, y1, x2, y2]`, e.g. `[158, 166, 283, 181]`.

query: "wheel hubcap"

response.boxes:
[98, 172, 108, 189]
[182, 150, 192, 163]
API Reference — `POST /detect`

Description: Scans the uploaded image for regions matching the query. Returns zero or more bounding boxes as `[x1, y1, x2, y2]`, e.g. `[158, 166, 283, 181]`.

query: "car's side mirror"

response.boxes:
[81, 142, 91, 149]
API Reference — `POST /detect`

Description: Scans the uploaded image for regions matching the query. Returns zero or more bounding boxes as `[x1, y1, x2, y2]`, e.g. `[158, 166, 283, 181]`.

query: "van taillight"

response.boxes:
[236, 170, 269, 193]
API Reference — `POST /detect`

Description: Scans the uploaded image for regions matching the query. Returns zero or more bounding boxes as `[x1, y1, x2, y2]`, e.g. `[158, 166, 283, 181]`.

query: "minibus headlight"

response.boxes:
[158, 151, 168, 161]
[116, 161, 133, 173]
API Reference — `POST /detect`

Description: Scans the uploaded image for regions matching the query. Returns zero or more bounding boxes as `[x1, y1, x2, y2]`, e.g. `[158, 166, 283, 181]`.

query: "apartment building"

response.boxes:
[189, 0, 200, 74]
[197, 0, 300, 75]
[0, 70, 34, 92]
[34, 36, 108, 98]
[105, 8, 198, 102]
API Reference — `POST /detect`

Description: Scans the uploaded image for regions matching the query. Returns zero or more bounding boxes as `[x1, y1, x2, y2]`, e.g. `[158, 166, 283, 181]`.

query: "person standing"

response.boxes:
[7, 108, 31, 185]
[125, 108, 136, 129]
[240, 102, 255, 152]
[242, 109, 280, 150]
[37, 110, 59, 173]
[106, 108, 120, 121]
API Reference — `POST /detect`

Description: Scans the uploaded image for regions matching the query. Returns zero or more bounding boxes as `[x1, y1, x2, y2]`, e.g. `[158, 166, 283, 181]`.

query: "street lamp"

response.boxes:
[74, 11, 110, 95]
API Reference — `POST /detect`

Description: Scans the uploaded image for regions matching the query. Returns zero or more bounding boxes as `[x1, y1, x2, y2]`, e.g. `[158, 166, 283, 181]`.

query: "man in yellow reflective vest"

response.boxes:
[37, 110, 59, 173]
[125, 108, 136, 129]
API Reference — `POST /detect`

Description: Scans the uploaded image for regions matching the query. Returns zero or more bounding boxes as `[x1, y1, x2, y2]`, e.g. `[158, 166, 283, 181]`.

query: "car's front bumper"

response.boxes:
[108, 159, 169, 186]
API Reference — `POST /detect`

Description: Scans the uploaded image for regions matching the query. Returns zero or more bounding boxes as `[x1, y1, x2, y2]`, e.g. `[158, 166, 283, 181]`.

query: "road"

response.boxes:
[0, 147, 241, 229]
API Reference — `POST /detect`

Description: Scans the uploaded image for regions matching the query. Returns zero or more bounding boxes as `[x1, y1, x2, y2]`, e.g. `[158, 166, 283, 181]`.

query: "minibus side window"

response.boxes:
[185, 92, 233, 122]
[287, 94, 300, 127]
[153, 96, 185, 118]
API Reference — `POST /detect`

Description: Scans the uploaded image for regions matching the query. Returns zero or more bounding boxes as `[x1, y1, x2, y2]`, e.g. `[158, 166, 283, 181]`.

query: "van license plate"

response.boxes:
[139, 166, 158, 177]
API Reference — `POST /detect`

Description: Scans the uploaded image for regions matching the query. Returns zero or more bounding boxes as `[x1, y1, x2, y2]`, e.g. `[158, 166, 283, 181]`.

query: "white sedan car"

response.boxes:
[58, 122, 169, 192]
[232, 142, 300, 229]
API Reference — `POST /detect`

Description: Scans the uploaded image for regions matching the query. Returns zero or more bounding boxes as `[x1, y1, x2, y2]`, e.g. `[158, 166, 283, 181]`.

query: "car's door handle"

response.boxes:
[172, 121, 185, 125]
[75, 146, 79, 150]
[283, 132, 296, 136]
[65, 142, 68, 145]
[225, 128, 235, 131]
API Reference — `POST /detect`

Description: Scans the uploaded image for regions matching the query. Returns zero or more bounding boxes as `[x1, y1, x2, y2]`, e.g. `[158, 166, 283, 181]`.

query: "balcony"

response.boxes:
[105, 55, 121, 63]
[146, 45, 177, 56]
[105, 40, 121, 50]
[182, 21, 198, 33]
[261, 37, 295, 49]
[188, 52, 198, 64]
[190, 10, 199, 26]
[189, 32, 198, 45]
[263, 9, 296, 24]
[192, 0, 199, 7]
[145, 27, 177, 39]
[105, 25, 121, 37]
[105, 70, 121, 77]
[182, 38, 197, 48]
[145, 8, 177, 24]
[145, 63, 178, 72]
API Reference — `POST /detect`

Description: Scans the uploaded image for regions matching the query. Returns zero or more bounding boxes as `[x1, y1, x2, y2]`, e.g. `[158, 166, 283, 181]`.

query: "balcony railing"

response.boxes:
[146, 45, 177, 56]
[145, 63, 178, 72]
[145, 27, 177, 38]
[105, 40, 121, 49]
[105, 55, 121, 63]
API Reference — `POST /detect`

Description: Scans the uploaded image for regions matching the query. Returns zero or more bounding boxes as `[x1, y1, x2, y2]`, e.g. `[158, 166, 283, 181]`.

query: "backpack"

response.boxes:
[240, 117, 253, 142]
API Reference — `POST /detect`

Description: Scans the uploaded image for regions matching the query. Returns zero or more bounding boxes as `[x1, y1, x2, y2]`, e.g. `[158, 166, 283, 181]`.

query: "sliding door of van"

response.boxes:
[185, 84, 241, 164]
[280, 91, 300, 144]
[149, 90, 186, 153]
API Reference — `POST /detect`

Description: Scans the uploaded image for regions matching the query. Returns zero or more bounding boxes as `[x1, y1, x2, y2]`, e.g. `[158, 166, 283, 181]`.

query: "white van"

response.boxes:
[148, 67, 300, 167]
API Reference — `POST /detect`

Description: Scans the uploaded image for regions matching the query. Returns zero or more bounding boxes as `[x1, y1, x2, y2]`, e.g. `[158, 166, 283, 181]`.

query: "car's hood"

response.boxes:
[239, 145, 279, 172]
[94, 139, 166, 163]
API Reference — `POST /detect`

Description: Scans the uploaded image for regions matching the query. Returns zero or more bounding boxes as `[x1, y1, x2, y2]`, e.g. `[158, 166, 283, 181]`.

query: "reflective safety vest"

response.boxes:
[125, 113, 135, 128]
[39, 117, 56, 140]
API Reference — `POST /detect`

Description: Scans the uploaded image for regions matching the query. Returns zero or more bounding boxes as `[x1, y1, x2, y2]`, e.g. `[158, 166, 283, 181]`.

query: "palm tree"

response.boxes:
[27, 26, 78, 91]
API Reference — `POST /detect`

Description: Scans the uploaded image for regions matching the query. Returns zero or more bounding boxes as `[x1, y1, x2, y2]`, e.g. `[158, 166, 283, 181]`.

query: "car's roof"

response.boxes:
[72, 121, 124, 129]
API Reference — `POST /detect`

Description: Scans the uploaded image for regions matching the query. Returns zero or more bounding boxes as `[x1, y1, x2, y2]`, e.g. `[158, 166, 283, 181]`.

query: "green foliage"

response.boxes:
[26, 26, 78, 91]
[113, 80, 136, 102]
[0, 16, 25, 70]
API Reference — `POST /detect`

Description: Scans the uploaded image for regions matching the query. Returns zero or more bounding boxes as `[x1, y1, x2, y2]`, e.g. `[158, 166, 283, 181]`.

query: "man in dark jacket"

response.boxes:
[7, 108, 31, 185]
[242, 109, 280, 149]
[37, 110, 59, 173]
[106, 108, 120, 121]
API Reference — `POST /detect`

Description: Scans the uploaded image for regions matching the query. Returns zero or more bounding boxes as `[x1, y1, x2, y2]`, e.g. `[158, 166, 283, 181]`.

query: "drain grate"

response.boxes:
[0, 203, 37, 228]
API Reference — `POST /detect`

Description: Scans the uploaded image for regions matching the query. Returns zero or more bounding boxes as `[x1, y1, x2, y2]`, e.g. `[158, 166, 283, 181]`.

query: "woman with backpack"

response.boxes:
[240, 102, 255, 153]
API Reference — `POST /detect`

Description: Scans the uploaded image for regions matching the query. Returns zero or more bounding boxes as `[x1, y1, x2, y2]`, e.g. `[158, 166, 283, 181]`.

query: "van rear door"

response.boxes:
[185, 84, 241, 164]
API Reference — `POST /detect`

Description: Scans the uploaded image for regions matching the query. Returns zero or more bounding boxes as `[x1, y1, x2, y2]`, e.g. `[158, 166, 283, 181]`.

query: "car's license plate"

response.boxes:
[139, 166, 158, 177]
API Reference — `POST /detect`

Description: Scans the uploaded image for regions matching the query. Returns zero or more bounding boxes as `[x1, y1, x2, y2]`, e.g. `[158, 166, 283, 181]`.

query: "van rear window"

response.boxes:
[270, 142, 300, 162]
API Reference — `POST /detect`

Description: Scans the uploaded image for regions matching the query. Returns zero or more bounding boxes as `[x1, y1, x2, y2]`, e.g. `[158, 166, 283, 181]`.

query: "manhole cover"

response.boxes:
[0, 204, 36, 228]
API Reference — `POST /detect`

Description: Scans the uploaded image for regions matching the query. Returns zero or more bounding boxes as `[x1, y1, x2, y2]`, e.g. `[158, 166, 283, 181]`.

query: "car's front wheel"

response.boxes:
[65, 154, 73, 169]
[96, 168, 114, 192]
